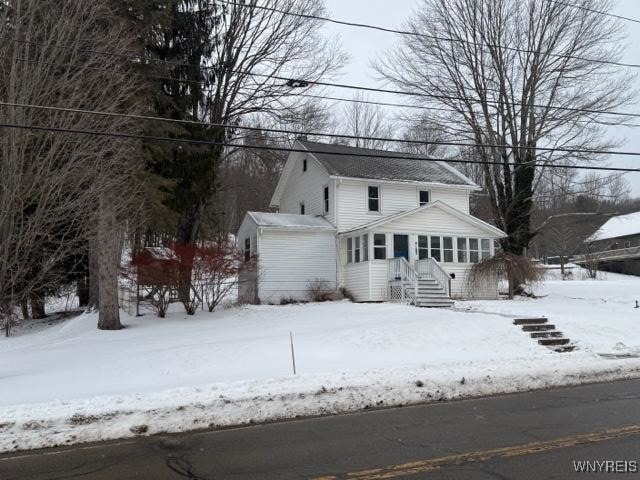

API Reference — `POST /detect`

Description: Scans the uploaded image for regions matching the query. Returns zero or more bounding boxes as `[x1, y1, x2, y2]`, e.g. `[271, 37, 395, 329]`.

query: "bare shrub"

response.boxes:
[468, 253, 544, 299]
[306, 279, 334, 302]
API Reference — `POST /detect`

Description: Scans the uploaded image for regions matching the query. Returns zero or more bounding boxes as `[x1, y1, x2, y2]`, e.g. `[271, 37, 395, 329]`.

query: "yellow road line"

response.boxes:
[312, 424, 640, 480]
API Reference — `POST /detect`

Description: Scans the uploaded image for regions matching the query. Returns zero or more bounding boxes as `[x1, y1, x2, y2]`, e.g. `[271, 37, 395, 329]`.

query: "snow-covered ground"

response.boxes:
[2, 270, 640, 452]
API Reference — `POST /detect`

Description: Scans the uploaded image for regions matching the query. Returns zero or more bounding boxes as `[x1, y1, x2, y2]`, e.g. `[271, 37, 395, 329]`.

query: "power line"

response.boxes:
[1, 121, 639, 173]
[218, 0, 640, 70]
[4, 101, 640, 158]
[5, 36, 640, 120]
[547, 0, 640, 25]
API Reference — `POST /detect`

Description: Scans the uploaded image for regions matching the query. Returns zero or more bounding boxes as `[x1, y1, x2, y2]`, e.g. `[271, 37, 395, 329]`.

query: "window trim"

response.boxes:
[418, 188, 431, 206]
[367, 184, 381, 213]
[323, 184, 330, 214]
[373, 233, 386, 260]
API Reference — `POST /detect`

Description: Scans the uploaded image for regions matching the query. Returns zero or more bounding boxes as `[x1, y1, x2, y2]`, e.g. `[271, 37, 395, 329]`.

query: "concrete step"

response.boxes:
[530, 331, 563, 339]
[538, 338, 570, 346]
[416, 291, 447, 297]
[416, 301, 454, 308]
[513, 318, 547, 325]
[522, 324, 556, 332]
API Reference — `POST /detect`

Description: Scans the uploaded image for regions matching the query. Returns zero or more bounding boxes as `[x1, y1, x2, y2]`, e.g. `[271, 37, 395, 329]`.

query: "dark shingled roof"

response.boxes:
[298, 139, 476, 186]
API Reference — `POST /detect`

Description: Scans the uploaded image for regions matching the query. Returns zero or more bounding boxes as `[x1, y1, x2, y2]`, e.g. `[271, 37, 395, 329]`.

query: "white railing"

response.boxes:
[573, 246, 640, 264]
[388, 257, 418, 304]
[415, 258, 451, 297]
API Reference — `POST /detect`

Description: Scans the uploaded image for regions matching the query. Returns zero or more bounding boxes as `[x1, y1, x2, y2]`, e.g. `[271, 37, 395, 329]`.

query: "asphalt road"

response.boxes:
[2, 379, 640, 479]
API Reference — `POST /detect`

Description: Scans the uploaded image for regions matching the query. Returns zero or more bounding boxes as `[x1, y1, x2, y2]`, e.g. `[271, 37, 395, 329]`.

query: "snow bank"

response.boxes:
[2, 274, 640, 452]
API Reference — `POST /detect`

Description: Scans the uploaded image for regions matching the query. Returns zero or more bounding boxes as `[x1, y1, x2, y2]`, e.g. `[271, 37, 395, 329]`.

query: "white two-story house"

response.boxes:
[237, 139, 506, 306]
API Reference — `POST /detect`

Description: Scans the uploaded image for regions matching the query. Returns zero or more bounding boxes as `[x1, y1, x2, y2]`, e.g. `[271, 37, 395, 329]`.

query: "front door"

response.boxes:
[393, 234, 409, 260]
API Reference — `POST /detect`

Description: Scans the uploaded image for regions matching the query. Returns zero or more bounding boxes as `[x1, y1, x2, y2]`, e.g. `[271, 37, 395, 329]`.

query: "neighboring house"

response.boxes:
[577, 211, 640, 275]
[237, 139, 506, 306]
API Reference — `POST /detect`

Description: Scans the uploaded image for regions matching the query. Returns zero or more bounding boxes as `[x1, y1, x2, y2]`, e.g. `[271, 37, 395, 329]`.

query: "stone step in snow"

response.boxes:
[522, 324, 556, 332]
[530, 331, 564, 339]
[553, 345, 577, 353]
[513, 318, 548, 325]
[538, 338, 570, 346]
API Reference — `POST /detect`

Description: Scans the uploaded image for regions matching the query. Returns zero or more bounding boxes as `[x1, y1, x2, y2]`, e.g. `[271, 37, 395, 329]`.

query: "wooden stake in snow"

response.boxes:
[290, 331, 297, 375]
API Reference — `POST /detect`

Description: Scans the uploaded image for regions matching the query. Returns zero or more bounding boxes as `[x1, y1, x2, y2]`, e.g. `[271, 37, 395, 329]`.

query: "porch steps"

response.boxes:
[415, 277, 454, 308]
[513, 317, 576, 353]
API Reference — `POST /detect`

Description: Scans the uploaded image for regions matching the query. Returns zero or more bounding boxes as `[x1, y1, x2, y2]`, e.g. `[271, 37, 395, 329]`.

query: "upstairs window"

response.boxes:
[368, 185, 380, 212]
[373, 234, 386, 260]
[303, 159, 307, 172]
[300, 202, 305, 215]
[323, 185, 329, 214]
[244, 238, 251, 262]
[419, 190, 430, 206]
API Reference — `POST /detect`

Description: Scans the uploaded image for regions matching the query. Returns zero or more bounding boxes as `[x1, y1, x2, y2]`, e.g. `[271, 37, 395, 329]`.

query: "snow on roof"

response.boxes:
[248, 212, 336, 230]
[586, 211, 640, 242]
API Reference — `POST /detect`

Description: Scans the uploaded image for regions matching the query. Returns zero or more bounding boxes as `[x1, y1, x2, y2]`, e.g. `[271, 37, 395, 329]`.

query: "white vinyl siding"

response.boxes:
[257, 229, 336, 304]
[279, 153, 333, 221]
[335, 179, 472, 230]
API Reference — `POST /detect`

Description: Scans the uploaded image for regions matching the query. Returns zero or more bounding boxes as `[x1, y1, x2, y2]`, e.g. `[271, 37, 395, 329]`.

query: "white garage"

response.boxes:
[236, 212, 337, 304]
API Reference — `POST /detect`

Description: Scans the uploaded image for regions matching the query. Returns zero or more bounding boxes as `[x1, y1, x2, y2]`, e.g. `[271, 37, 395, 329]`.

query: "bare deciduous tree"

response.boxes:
[378, 0, 635, 293]
[0, 0, 142, 332]
[341, 93, 393, 149]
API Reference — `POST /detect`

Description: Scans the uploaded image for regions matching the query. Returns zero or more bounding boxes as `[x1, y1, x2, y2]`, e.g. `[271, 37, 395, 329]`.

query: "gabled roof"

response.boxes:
[340, 201, 506, 237]
[298, 139, 478, 187]
[247, 212, 335, 230]
[586, 211, 640, 242]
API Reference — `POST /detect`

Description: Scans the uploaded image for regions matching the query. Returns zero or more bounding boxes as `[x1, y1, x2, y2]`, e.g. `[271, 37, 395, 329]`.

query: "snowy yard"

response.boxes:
[2, 270, 640, 452]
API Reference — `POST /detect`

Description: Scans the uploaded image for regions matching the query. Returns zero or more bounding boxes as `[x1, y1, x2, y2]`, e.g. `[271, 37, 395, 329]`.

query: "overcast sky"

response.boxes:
[322, 0, 640, 195]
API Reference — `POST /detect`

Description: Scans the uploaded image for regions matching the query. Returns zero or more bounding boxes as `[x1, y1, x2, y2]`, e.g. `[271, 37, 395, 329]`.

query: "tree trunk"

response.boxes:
[20, 300, 29, 320]
[30, 293, 46, 319]
[97, 195, 123, 330]
[88, 237, 100, 309]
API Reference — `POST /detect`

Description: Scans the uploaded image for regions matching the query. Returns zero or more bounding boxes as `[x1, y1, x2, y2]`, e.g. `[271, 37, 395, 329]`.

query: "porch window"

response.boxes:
[373, 233, 386, 260]
[419, 190, 430, 206]
[469, 238, 479, 263]
[300, 202, 305, 215]
[368, 185, 380, 212]
[457, 238, 468, 263]
[244, 238, 251, 262]
[430, 236, 441, 262]
[418, 235, 429, 260]
[347, 238, 353, 263]
[355, 236, 361, 263]
[481, 239, 491, 260]
[443, 237, 454, 263]
[323, 185, 329, 214]
[362, 234, 369, 261]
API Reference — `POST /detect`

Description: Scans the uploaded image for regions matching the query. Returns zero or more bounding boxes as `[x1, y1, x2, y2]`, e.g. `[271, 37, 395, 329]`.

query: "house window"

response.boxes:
[323, 185, 329, 214]
[300, 202, 305, 215]
[481, 239, 491, 260]
[368, 185, 380, 212]
[418, 235, 429, 260]
[419, 190, 430, 206]
[457, 238, 468, 263]
[625, 240, 631, 248]
[469, 238, 480, 263]
[303, 159, 307, 172]
[355, 236, 361, 263]
[443, 237, 454, 263]
[373, 233, 386, 260]
[362, 234, 369, 261]
[347, 238, 353, 264]
[430, 236, 441, 262]
[244, 238, 251, 262]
